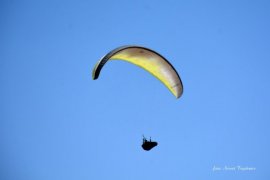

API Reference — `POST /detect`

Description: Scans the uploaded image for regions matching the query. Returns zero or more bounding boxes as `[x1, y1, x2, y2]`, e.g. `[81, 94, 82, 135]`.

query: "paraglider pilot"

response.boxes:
[142, 136, 158, 151]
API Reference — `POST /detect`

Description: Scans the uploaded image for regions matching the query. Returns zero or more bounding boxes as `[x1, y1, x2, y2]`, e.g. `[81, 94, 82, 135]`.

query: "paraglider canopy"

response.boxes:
[142, 137, 158, 151]
[92, 45, 183, 98]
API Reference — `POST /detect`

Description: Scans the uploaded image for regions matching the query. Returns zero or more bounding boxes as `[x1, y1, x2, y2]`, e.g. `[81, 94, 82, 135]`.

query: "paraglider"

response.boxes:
[92, 45, 183, 98]
[142, 136, 158, 151]
[92, 45, 184, 151]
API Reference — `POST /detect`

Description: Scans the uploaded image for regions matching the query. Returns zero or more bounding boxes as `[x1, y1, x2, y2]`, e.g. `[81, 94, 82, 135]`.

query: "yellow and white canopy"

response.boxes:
[92, 45, 183, 98]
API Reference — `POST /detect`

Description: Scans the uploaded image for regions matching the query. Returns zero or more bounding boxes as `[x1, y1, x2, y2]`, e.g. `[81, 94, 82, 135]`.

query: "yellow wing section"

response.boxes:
[92, 46, 183, 98]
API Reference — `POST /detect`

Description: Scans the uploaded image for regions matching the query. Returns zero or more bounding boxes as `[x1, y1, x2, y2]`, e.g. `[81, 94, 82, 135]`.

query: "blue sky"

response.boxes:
[1, 0, 270, 179]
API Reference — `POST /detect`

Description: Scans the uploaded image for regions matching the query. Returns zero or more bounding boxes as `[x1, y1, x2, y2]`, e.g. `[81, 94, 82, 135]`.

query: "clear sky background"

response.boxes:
[1, 0, 270, 180]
